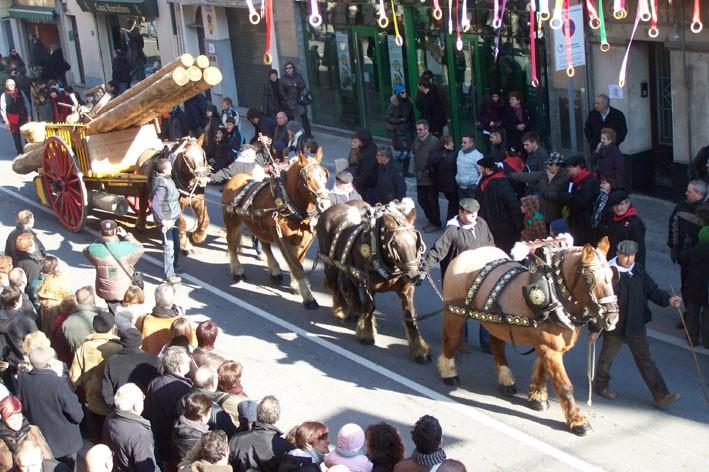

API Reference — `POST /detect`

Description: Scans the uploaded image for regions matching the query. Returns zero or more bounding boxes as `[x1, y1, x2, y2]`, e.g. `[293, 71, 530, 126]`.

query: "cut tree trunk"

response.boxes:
[13, 144, 45, 174]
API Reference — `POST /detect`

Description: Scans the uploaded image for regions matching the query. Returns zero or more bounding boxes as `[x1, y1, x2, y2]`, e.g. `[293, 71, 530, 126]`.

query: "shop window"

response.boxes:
[107, 16, 161, 81]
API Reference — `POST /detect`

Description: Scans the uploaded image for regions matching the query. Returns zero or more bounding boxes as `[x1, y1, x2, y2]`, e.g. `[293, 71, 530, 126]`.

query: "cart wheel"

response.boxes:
[42, 137, 87, 232]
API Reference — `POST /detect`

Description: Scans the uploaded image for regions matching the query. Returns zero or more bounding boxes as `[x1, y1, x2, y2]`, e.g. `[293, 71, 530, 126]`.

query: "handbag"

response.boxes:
[298, 88, 313, 106]
[102, 241, 144, 290]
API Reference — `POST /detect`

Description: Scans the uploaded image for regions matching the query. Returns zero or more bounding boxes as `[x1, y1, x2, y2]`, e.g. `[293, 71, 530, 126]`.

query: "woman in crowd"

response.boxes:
[0, 396, 53, 472]
[279, 421, 330, 472]
[215, 361, 247, 427]
[366, 423, 404, 472]
[114, 286, 146, 331]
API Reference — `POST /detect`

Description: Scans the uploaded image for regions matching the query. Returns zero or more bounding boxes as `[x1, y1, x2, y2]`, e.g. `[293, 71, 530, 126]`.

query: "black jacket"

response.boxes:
[601, 210, 646, 266]
[503, 105, 533, 150]
[559, 172, 599, 246]
[476, 173, 524, 253]
[263, 80, 285, 118]
[416, 88, 447, 135]
[0, 308, 38, 368]
[421, 216, 495, 278]
[376, 159, 406, 205]
[112, 53, 131, 83]
[352, 129, 378, 193]
[277, 452, 320, 472]
[172, 416, 209, 464]
[678, 243, 709, 304]
[509, 169, 570, 223]
[102, 347, 159, 407]
[229, 422, 294, 472]
[14, 252, 41, 288]
[429, 147, 457, 194]
[608, 263, 669, 338]
[385, 95, 414, 151]
[584, 106, 628, 150]
[250, 115, 276, 144]
[103, 410, 159, 472]
[146, 373, 193, 459]
[16, 369, 83, 458]
[4, 226, 46, 266]
[176, 387, 237, 437]
[667, 199, 703, 255]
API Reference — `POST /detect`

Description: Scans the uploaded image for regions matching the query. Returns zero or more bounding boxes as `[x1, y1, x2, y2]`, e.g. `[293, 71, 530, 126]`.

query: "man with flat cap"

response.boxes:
[592, 240, 682, 407]
[328, 170, 362, 205]
[419, 198, 495, 352]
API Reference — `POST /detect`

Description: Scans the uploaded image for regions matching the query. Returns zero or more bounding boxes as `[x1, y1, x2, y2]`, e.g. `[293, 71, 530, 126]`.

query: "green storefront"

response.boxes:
[298, 0, 549, 146]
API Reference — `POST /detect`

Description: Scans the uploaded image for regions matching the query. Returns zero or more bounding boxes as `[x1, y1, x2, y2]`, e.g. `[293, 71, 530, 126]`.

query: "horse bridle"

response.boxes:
[376, 210, 425, 276]
[174, 140, 211, 194]
[552, 248, 618, 325]
[297, 160, 330, 213]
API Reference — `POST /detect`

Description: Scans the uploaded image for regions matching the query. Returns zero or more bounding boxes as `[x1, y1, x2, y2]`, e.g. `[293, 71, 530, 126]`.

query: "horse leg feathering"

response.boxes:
[528, 355, 550, 411]
[437, 355, 459, 385]
[542, 350, 591, 436]
[491, 336, 517, 396]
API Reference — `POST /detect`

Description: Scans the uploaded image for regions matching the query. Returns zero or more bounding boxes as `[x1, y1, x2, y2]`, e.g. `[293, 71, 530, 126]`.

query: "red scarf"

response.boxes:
[571, 168, 591, 190]
[504, 155, 525, 173]
[479, 170, 505, 192]
[612, 206, 637, 222]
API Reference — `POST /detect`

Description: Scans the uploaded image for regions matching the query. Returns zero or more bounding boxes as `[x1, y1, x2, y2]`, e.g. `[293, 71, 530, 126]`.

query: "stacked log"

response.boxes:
[86, 54, 222, 135]
[13, 145, 45, 174]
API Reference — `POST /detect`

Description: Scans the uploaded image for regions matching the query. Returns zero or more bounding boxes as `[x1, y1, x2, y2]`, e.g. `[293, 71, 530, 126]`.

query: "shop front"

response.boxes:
[298, 1, 549, 145]
[7, 0, 59, 75]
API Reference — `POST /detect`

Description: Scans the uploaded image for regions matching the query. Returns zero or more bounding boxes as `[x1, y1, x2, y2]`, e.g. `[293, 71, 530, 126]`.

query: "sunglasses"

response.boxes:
[317, 432, 329, 441]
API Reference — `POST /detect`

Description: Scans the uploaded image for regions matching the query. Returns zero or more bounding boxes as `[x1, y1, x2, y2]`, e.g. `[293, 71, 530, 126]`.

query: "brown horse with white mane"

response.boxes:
[439, 237, 619, 435]
[221, 151, 330, 308]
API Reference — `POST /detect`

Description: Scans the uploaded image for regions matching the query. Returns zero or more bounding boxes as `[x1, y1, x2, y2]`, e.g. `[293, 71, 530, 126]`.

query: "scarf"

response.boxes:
[479, 170, 505, 192]
[305, 447, 325, 464]
[0, 418, 31, 453]
[609, 256, 634, 276]
[591, 191, 609, 228]
[447, 216, 477, 232]
[411, 449, 447, 467]
[612, 206, 637, 222]
[330, 184, 354, 196]
[571, 168, 591, 190]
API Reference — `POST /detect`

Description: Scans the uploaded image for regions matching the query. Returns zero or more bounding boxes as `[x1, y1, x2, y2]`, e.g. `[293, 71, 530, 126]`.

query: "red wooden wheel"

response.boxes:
[42, 137, 87, 232]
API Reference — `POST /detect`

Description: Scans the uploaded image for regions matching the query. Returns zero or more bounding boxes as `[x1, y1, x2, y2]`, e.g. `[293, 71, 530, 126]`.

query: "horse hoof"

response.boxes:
[303, 299, 319, 310]
[529, 399, 549, 411]
[270, 274, 284, 285]
[414, 352, 433, 364]
[358, 337, 375, 345]
[232, 274, 246, 283]
[499, 384, 518, 397]
[442, 376, 460, 386]
[571, 423, 591, 436]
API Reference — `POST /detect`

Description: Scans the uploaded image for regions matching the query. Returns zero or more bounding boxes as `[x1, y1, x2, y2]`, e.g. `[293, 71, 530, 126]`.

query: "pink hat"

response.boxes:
[336, 423, 365, 454]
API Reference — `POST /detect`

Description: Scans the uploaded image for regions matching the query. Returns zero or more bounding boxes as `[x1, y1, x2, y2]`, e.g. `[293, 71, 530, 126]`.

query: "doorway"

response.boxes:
[648, 43, 674, 196]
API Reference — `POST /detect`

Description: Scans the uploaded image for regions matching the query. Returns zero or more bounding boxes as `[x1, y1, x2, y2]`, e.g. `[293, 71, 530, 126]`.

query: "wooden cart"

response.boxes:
[27, 54, 222, 232]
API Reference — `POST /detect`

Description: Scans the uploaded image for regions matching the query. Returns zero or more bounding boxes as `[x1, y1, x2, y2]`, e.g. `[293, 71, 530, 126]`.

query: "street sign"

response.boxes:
[553, 5, 586, 71]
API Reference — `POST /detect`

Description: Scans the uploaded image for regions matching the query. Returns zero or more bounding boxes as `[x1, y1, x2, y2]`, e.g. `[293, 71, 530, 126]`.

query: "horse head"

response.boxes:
[174, 138, 211, 191]
[574, 237, 619, 331]
[291, 150, 331, 215]
[379, 198, 425, 279]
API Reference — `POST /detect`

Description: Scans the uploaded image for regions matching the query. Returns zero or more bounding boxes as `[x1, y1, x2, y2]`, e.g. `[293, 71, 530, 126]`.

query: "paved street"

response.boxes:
[1, 126, 708, 471]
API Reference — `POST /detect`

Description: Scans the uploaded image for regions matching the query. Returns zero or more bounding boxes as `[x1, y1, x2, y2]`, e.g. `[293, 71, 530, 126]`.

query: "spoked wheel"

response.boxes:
[42, 137, 87, 232]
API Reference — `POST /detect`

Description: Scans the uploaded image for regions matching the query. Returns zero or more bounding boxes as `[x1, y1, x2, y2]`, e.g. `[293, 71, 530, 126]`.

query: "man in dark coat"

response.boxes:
[101, 327, 159, 408]
[678, 226, 709, 347]
[386, 84, 415, 176]
[600, 191, 646, 266]
[111, 49, 131, 95]
[103, 382, 159, 472]
[145, 346, 193, 469]
[376, 148, 406, 205]
[591, 128, 625, 184]
[488, 129, 508, 163]
[12, 232, 41, 285]
[246, 108, 276, 144]
[415, 79, 447, 137]
[229, 396, 293, 472]
[17, 346, 83, 468]
[351, 128, 378, 204]
[412, 120, 441, 232]
[559, 154, 599, 245]
[4, 210, 45, 266]
[0, 287, 38, 379]
[509, 152, 570, 223]
[476, 157, 523, 253]
[262, 69, 285, 118]
[592, 240, 682, 407]
[184, 93, 208, 137]
[584, 94, 628, 151]
[429, 137, 458, 221]
[175, 367, 237, 437]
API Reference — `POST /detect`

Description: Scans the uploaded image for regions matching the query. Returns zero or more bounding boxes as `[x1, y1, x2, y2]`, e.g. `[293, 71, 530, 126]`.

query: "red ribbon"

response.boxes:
[264, 0, 273, 64]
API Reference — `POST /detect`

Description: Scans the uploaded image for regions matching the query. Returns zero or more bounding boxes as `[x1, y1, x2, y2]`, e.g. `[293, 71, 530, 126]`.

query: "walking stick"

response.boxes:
[670, 286, 709, 405]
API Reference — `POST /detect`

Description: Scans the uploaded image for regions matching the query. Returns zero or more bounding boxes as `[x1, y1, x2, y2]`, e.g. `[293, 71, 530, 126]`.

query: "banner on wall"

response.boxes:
[387, 36, 405, 92]
[335, 31, 353, 92]
[553, 4, 586, 71]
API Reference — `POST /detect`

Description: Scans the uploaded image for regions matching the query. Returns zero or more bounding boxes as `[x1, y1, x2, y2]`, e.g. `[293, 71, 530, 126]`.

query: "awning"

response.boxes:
[75, 0, 158, 17]
[8, 6, 56, 23]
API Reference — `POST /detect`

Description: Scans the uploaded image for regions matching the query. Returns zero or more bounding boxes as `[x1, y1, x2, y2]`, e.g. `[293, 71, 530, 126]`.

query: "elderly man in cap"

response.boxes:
[84, 220, 144, 314]
[329, 170, 362, 205]
[419, 198, 495, 352]
[476, 156, 523, 254]
[559, 154, 599, 245]
[592, 240, 682, 407]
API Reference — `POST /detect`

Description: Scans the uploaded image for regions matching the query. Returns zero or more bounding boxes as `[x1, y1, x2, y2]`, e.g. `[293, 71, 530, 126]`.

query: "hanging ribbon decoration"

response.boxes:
[648, 0, 659, 37]
[433, 0, 443, 20]
[448, 0, 454, 33]
[493, 0, 502, 28]
[246, 0, 260, 24]
[550, 0, 564, 29]
[309, 0, 322, 27]
[378, 0, 389, 28]
[530, 0, 539, 87]
[691, 0, 703, 33]
[493, 0, 507, 57]
[563, 0, 574, 77]
[586, 0, 601, 29]
[260, 0, 265, 18]
[598, 0, 610, 50]
[455, 0, 463, 50]
[618, 3, 642, 87]
[461, 0, 471, 31]
[539, 0, 551, 20]
[391, 0, 403, 46]
[613, 0, 628, 19]
[637, 0, 651, 21]
[263, 0, 272, 64]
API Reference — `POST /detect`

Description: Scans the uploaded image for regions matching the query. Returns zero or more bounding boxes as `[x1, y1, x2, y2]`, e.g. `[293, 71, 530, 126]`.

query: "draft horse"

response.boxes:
[316, 199, 430, 362]
[438, 238, 619, 435]
[136, 138, 211, 251]
[221, 152, 330, 308]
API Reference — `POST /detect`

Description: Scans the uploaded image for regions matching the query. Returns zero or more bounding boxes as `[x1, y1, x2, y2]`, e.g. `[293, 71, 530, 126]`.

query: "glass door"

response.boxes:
[352, 27, 390, 136]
